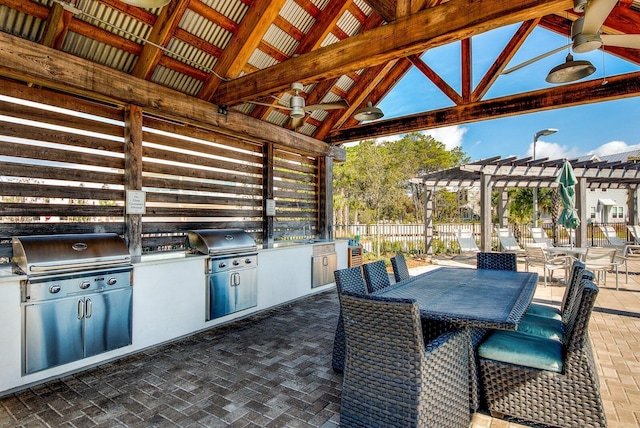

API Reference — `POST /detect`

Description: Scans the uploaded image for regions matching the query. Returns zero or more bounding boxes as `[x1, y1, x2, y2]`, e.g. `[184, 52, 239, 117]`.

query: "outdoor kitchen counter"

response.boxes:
[0, 240, 347, 395]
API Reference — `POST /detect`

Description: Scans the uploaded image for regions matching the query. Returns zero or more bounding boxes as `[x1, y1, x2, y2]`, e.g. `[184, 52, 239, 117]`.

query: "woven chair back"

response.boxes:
[476, 252, 517, 271]
[390, 254, 410, 282]
[362, 260, 391, 293]
[334, 266, 366, 295]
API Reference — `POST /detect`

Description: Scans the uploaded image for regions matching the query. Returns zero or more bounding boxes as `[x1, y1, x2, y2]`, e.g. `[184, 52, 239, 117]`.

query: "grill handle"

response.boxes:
[29, 257, 132, 273]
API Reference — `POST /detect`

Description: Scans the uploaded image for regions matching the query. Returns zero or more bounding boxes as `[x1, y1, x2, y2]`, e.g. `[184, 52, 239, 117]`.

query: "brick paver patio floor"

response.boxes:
[1, 256, 639, 427]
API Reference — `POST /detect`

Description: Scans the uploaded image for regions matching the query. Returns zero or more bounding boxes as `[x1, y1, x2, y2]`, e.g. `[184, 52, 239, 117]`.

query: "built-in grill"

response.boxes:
[187, 229, 258, 321]
[12, 233, 133, 375]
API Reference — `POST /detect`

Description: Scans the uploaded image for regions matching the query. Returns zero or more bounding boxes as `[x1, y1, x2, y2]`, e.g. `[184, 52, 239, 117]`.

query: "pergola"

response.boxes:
[418, 156, 640, 253]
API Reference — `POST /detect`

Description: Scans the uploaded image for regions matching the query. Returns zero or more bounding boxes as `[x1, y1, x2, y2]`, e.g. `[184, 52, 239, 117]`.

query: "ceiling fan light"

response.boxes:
[289, 95, 306, 119]
[120, 0, 171, 8]
[353, 101, 384, 121]
[545, 54, 596, 84]
[572, 0, 587, 12]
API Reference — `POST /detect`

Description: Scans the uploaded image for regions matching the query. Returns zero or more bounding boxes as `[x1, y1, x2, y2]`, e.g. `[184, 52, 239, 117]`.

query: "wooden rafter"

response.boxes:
[461, 38, 471, 102]
[40, 2, 70, 49]
[471, 18, 540, 102]
[365, 0, 396, 21]
[326, 69, 640, 143]
[212, 0, 573, 105]
[409, 54, 462, 105]
[197, 0, 287, 101]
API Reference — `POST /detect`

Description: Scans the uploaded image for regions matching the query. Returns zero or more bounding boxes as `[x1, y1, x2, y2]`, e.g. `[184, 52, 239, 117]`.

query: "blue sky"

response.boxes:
[375, 23, 640, 162]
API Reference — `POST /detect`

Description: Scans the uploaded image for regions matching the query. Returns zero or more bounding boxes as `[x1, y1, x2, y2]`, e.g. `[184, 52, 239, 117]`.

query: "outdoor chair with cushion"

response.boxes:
[339, 292, 470, 428]
[525, 260, 586, 321]
[331, 267, 367, 373]
[476, 252, 517, 271]
[362, 260, 391, 293]
[478, 277, 606, 427]
[390, 254, 410, 283]
[524, 243, 568, 287]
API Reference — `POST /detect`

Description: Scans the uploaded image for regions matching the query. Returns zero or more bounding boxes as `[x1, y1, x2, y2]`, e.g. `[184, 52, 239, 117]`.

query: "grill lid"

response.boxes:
[12, 233, 131, 275]
[187, 229, 257, 255]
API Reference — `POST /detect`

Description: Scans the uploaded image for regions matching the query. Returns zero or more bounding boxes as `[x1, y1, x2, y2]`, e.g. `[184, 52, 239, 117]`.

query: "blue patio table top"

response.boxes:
[375, 267, 538, 330]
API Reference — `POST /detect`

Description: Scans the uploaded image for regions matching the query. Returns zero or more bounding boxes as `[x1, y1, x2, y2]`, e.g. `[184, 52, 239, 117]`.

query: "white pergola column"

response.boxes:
[628, 186, 638, 226]
[498, 187, 509, 228]
[480, 173, 493, 251]
[424, 185, 434, 255]
[575, 176, 588, 247]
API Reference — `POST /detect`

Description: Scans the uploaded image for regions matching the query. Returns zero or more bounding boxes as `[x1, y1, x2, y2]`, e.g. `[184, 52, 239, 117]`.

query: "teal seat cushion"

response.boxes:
[517, 313, 564, 342]
[478, 330, 563, 373]
[525, 303, 561, 321]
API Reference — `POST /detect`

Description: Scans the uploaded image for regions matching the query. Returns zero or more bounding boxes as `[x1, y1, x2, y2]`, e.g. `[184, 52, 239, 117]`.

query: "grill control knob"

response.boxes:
[49, 285, 61, 294]
[107, 277, 117, 286]
[233, 260, 240, 266]
[79, 281, 91, 290]
[245, 258, 252, 264]
[218, 262, 227, 268]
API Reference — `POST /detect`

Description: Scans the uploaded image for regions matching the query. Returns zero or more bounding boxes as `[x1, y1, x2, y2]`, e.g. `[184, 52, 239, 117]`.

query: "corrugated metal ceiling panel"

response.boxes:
[165, 38, 217, 73]
[247, 47, 279, 70]
[353, 0, 373, 16]
[336, 10, 362, 36]
[0, 5, 44, 41]
[62, 32, 137, 72]
[263, 24, 297, 57]
[199, 0, 248, 23]
[152, 65, 203, 96]
[179, 9, 231, 51]
[280, 1, 315, 34]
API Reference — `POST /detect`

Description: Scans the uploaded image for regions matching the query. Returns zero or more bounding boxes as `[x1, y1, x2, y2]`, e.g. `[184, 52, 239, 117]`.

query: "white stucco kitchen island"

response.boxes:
[0, 240, 348, 396]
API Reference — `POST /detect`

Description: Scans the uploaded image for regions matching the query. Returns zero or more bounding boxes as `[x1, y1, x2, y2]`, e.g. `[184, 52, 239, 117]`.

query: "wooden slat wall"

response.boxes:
[0, 87, 126, 262]
[273, 148, 318, 239]
[0, 83, 322, 261]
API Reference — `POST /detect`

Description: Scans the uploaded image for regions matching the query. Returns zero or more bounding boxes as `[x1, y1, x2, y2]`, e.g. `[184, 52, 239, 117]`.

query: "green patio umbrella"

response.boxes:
[555, 160, 580, 230]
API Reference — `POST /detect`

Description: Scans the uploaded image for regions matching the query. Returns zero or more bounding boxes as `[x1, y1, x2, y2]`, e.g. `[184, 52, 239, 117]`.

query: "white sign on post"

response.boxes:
[126, 190, 146, 215]
[266, 199, 276, 216]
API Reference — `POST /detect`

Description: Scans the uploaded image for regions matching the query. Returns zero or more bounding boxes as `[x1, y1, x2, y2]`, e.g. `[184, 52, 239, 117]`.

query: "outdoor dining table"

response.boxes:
[374, 266, 539, 411]
[547, 245, 587, 261]
[375, 266, 538, 330]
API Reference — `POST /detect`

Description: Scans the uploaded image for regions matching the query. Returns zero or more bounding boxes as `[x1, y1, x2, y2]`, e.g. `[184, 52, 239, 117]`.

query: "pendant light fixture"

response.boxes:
[545, 53, 596, 84]
[353, 101, 384, 121]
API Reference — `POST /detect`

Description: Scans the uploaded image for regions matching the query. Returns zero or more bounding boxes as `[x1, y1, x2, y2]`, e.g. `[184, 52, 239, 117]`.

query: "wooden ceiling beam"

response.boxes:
[471, 18, 540, 102]
[326, 69, 640, 143]
[197, 0, 287, 101]
[131, 0, 190, 80]
[0, 31, 342, 160]
[365, 0, 396, 22]
[213, 0, 573, 105]
[409, 54, 462, 105]
[40, 2, 72, 49]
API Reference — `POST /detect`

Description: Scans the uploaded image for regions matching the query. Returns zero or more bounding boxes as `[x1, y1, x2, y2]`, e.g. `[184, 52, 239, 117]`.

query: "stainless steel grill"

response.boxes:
[12, 233, 133, 375]
[187, 229, 258, 321]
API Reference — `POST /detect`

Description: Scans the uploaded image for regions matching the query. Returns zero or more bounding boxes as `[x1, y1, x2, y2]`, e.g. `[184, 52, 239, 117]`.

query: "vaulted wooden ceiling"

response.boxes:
[1, 0, 640, 149]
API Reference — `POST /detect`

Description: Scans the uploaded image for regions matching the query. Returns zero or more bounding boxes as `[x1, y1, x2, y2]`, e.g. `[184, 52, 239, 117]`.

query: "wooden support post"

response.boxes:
[628, 186, 638, 226]
[124, 104, 143, 262]
[318, 156, 333, 240]
[498, 187, 509, 228]
[480, 173, 493, 251]
[425, 186, 434, 255]
[263, 143, 274, 245]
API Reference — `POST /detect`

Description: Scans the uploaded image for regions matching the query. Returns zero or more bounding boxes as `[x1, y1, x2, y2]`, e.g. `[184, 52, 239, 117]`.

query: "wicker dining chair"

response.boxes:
[525, 260, 585, 321]
[362, 260, 391, 293]
[339, 292, 470, 428]
[476, 252, 517, 271]
[390, 254, 410, 282]
[331, 267, 367, 373]
[478, 277, 606, 427]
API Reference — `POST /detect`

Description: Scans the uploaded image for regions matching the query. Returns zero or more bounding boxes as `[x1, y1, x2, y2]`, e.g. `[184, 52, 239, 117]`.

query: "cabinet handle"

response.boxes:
[323, 256, 328, 267]
[85, 299, 92, 318]
[77, 299, 84, 319]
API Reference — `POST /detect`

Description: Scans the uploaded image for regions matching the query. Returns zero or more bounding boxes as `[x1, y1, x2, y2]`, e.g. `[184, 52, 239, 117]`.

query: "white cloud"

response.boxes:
[588, 141, 640, 157]
[421, 126, 467, 151]
[526, 140, 581, 161]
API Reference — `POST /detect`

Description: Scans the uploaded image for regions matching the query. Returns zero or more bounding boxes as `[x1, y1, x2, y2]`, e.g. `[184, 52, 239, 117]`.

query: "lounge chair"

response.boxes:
[598, 224, 627, 247]
[627, 225, 640, 244]
[456, 229, 480, 254]
[530, 227, 555, 248]
[340, 292, 471, 428]
[495, 227, 525, 254]
[478, 277, 606, 427]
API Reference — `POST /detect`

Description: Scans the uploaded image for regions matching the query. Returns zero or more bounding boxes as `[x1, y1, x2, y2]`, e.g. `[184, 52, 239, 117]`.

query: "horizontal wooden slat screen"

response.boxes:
[273, 148, 318, 240]
[140, 116, 265, 250]
[0, 88, 126, 262]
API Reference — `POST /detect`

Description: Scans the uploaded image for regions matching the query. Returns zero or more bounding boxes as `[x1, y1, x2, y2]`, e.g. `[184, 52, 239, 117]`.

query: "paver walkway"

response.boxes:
[0, 257, 638, 427]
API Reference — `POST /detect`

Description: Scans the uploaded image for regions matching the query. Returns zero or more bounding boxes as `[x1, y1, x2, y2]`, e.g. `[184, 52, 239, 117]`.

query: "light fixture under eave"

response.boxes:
[545, 53, 596, 84]
[120, 0, 170, 9]
[353, 101, 384, 121]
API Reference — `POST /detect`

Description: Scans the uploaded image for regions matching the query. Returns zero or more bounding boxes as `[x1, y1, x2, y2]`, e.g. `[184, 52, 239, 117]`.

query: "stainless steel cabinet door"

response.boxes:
[23, 296, 83, 374]
[234, 268, 258, 312]
[84, 288, 133, 358]
[312, 253, 337, 288]
[209, 271, 234, 319]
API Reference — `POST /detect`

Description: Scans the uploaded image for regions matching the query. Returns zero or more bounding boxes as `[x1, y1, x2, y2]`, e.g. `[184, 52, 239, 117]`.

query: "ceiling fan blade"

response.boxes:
[502, 44, 571, 75]
[601, 34, 640, 49]
[245, 100, 292, 111]
[582, 0, 617, 35]
[303, 100, 349, 112]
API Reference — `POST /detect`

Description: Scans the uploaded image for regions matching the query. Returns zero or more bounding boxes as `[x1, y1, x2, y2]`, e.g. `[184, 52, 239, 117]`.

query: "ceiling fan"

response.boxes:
[503, 0, 640, 82]
[246, 83, 348, 129]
